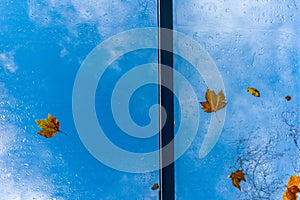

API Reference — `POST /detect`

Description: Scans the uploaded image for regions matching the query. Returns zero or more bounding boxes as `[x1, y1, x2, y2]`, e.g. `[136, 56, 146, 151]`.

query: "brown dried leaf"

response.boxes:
[200, 88, 227, 113]
[228, 170, 246, 191]
[283, 175, 300, 200]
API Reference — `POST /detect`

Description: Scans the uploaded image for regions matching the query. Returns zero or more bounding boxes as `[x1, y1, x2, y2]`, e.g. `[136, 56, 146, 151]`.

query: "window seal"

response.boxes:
[158, 0, 175, 199]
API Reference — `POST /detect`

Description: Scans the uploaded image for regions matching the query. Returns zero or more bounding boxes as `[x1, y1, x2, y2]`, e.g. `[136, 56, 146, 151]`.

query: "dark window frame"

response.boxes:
[158, 0, 175, 199]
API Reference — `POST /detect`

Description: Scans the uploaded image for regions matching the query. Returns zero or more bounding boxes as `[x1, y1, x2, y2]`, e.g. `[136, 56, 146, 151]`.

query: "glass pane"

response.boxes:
[1, 1, 159, 199]
[174, 1, 300, 199]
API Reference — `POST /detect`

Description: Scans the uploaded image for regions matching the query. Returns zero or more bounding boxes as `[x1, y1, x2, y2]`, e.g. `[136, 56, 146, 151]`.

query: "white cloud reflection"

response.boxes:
[0, 84, 59, 200]
[0, 51, 18, 73]
[175, 0, 300, 32]
[27, 0, 156, 38]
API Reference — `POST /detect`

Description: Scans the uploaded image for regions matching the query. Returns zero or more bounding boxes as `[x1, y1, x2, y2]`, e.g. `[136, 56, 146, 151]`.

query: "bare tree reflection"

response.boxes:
[232, 109, 299, 199]
[281, 111, 300, 152]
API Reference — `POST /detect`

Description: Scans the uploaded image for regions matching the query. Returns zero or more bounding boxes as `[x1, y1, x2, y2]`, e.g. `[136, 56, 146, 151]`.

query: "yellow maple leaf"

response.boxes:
[228, 170, 246, 191]
[200, 88, 227, 113]
[35, 113, 61, 138]
[283, 175, 300, 200]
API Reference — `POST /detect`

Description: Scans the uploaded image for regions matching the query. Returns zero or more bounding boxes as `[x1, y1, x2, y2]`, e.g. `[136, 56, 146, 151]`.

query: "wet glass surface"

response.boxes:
[0, 0, 299, 199]
[174, 0, 300, 199]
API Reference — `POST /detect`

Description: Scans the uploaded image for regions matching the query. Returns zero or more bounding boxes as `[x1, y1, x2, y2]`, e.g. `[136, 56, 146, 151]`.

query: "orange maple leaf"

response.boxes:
[283, 175, 300, 200]
[35, 113, 61, 138]
[228, 170, 246, 191]
[200, 88, 227, 113]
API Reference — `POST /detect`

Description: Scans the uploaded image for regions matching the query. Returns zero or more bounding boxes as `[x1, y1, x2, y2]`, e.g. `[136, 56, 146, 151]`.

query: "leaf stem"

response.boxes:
[59, 130, 68, 136]
[215, 112, 221, 123]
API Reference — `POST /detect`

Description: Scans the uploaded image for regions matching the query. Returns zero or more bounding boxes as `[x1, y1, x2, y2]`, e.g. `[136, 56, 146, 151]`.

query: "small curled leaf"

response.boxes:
[247, 87, 260, 97]
[151, 183, 159, 190]
[285, 96, 292, 101]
